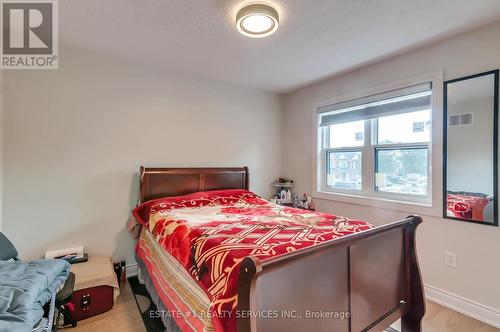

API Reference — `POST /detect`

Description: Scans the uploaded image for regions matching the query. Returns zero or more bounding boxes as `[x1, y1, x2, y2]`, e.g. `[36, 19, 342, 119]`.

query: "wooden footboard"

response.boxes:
[237, 216, 425, 332]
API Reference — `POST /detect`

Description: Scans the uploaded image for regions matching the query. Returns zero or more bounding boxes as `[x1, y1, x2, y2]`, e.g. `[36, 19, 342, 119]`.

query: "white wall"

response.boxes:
[283, 20, 500, 319]
[2, 45, 282, 263]
[448, 98, 494, 194]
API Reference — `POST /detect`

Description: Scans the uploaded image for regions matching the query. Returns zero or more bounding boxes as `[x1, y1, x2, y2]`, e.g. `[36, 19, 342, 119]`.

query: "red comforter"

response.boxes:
[447, 193, 489, 221]
[133, 189, 373, 332]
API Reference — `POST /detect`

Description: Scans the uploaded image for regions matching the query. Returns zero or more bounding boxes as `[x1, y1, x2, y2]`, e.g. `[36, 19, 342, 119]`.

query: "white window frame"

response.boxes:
[312, 71, 443, 217]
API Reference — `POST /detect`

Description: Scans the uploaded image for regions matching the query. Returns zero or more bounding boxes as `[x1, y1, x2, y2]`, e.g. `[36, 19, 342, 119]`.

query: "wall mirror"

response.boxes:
[444, 70, 499, 226]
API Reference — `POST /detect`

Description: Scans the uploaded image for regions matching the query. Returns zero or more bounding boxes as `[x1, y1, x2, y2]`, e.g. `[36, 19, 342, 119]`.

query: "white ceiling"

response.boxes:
[60, 0, 500, 93]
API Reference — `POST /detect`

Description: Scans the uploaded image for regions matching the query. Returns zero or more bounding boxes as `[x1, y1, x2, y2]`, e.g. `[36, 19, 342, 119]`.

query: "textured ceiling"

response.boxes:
[59, 0, 500, 92]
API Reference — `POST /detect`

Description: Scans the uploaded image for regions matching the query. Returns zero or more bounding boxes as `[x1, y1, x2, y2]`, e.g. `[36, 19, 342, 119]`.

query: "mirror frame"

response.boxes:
[443, 69, 499, 226]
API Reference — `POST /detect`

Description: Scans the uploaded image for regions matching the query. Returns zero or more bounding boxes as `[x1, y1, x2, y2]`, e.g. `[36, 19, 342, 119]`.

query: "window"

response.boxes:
[327, 151, 361, 190]
[317, 83, 432, 203]
[375, 147, 428, 195]
[327, 120, 364, 148]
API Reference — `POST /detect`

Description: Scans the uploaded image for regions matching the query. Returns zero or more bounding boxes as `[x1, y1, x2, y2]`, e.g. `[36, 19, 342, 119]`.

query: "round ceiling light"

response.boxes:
[236, 3, 279, 38]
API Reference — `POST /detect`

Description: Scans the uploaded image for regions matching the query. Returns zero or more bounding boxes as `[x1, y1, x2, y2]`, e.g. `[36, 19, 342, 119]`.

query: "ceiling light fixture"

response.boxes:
[236, 3, 279, 38]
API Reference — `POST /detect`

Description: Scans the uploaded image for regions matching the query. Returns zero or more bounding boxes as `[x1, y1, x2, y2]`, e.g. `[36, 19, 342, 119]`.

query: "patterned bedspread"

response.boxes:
[446, 193, 489, 221]
[133, 189, 373, 332]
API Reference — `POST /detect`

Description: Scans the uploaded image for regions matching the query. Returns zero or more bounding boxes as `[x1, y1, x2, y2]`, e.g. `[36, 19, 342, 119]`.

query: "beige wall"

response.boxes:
[2, 45, 282, 263]
[283, 21, 500, 313]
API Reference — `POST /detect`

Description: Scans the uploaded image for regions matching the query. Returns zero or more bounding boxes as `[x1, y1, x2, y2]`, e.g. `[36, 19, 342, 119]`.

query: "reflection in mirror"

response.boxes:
[444, 70, 498, 226]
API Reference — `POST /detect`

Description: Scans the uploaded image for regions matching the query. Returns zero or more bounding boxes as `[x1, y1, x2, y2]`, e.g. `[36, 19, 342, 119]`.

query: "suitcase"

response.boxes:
[69, 285, 114, 321]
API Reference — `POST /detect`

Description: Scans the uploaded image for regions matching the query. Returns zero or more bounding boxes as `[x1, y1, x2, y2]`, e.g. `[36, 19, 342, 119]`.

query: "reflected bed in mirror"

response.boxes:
[443, 70, 499, 226]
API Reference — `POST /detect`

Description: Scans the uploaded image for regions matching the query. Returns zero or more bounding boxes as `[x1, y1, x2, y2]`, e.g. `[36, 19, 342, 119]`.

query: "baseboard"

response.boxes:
[126, 263, 138, 278]
[425, 284, 500, 328]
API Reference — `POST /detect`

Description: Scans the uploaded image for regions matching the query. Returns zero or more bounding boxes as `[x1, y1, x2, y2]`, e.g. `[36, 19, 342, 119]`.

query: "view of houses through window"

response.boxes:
[327, 151, 362, 190]
[323, 109, 431, 197]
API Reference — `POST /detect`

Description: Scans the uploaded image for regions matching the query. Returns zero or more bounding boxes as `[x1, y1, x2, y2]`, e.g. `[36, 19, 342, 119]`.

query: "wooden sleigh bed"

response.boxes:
[137, 166, 425, 332]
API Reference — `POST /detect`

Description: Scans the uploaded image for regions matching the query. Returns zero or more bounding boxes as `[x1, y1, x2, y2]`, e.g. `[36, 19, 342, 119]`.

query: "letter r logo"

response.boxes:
[2, 2, 53, 54]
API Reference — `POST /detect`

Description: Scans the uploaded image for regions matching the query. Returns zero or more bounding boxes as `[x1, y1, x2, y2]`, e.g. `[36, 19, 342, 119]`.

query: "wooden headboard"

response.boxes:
[138, 167, 249, 204]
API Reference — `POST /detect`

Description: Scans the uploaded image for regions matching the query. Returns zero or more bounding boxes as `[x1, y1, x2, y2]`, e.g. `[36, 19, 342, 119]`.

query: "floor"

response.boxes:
[70, 282, 499, 332]
[391, 302, 499, 332]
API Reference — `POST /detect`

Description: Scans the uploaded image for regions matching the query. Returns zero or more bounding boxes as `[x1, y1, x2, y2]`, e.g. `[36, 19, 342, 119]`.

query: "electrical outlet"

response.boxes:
[445, 251, 457, 268]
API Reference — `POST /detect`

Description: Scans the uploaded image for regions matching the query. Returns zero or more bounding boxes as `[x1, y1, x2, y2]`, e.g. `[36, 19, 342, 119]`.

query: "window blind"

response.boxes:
[319, 82, 432, 126]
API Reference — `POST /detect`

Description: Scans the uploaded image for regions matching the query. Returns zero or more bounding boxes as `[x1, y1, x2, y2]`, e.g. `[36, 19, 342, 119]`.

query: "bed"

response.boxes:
[133, 167, 425, 332]
[446, 191, 494, 222]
